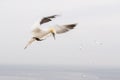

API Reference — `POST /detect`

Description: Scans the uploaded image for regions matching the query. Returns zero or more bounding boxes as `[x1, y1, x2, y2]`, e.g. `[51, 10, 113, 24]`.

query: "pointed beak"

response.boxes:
[52, 32, 56, 40]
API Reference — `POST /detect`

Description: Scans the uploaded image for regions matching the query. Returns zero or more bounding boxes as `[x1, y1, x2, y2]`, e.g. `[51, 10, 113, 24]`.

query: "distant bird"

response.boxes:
[24, 15, 77, 49]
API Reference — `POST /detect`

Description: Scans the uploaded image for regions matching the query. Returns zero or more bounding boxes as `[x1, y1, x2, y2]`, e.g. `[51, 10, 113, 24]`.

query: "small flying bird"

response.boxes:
[24, 15, 77, 49]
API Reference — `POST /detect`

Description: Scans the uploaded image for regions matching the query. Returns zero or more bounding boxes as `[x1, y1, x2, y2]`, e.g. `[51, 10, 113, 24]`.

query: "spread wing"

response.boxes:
[54, 23, 77, 34]
[40, 15, 59, 25]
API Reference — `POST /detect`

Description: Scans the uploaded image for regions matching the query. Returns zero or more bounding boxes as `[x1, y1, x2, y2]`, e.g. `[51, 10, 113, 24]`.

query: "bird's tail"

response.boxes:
[24, 38, 35, 49]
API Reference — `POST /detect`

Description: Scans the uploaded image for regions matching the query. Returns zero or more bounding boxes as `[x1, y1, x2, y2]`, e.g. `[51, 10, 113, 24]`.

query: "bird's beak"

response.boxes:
[52, 32, 56, 40]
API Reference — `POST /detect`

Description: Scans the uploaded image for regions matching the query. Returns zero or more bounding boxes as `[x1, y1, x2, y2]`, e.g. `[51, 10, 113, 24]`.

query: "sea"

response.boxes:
[0, 65, 119, 80]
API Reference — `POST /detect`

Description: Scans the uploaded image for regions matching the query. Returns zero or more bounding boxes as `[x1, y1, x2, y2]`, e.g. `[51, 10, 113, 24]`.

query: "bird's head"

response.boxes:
[49, 28, 56, 40]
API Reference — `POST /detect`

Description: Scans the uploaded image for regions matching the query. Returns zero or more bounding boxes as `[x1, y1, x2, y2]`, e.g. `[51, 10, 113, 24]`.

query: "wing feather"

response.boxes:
[54, 23, 77, 34]
[40, 15, 59, 25]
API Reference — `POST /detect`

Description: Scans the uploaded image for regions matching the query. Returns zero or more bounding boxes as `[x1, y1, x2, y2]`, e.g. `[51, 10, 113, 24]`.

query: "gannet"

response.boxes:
[24, 15, 77, 49]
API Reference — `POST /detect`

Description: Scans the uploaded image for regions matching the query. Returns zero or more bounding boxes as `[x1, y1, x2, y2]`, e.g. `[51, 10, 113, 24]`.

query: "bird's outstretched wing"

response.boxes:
[40, 15, 59, 25]
[54, 23, 77, 34]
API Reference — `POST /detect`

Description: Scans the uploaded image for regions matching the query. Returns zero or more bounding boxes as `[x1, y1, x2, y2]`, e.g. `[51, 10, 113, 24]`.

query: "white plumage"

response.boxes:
[24, 15, 77, 49]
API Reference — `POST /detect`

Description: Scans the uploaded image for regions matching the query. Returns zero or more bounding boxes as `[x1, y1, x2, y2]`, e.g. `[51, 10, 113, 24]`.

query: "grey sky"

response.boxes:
[0, 0, 120, 68]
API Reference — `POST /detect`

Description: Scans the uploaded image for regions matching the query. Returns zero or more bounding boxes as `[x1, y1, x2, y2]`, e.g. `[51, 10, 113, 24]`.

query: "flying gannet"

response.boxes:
[24, 15, 77, 49]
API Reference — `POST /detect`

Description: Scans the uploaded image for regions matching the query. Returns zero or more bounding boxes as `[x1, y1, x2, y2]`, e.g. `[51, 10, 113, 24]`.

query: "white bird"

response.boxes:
[24, 15, 77, 49]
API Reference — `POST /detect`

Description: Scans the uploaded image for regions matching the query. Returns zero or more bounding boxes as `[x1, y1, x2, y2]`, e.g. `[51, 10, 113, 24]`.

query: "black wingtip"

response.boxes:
[66, 23, 78, 29]
[47, 15, 60, 18]
[40, 15, 60, 25]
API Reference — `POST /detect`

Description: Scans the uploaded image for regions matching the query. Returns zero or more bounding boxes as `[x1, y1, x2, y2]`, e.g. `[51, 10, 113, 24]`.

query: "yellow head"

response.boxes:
[49, 27, 56, 40]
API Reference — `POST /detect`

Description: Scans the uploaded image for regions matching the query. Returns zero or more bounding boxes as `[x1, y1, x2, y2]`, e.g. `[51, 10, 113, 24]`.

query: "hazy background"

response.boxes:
[0, 0, 120, 68]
